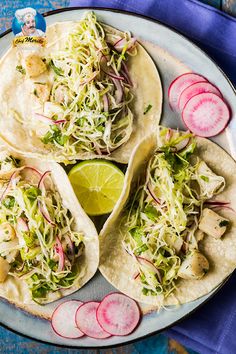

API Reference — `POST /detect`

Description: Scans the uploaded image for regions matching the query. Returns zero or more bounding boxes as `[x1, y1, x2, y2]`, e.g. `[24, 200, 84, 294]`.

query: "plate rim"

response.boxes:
[0, 5, 234, 349]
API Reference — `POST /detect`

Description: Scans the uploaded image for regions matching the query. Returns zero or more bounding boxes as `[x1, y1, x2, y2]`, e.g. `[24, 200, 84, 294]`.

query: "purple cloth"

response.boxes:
[69, 0, 236, 85]
[69, 1, 236, 353]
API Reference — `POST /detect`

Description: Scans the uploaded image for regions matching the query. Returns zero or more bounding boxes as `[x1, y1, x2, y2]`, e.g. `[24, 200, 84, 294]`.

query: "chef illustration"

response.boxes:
[15, 8, 45, 37]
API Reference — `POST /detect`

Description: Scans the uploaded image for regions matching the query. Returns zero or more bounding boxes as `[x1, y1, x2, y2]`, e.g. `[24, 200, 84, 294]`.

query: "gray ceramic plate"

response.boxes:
[0, 7, 235, 348]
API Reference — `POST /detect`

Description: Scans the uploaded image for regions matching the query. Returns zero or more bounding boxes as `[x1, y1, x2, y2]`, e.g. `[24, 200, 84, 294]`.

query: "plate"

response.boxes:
[0, 7, 235, 348]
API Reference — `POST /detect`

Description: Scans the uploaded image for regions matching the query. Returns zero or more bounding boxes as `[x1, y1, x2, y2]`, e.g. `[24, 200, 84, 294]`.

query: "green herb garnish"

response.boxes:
[143, 104, 152, 115]
[16, 65, 26, 75]
[219, 220, 229, 227]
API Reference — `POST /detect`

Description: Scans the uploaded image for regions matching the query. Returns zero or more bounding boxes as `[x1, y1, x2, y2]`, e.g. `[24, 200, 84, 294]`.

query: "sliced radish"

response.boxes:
[182, 92, 230, 137]
[168, 73, 207, 111]
[75, 301, 111, 339]
[51, 300, 84, 339]
[96, 293, 140, 336]
[178, 81, 222, 111]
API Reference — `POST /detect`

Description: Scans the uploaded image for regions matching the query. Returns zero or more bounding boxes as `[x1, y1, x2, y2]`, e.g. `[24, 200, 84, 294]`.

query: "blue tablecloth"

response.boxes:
[69, 1, 236, 354]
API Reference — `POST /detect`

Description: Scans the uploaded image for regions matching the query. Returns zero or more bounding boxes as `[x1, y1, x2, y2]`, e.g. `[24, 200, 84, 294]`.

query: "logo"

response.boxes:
[12, 7, 46, 47]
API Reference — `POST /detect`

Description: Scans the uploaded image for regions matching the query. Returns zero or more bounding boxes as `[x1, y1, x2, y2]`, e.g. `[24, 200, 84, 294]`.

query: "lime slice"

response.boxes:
[68, 160, 125, 216]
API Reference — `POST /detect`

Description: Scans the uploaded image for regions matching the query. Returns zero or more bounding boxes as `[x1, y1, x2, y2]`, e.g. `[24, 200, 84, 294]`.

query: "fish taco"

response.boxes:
[99, 128, 236, 306]
[0, 12, 162, 163]
[0, 150, 98, 317]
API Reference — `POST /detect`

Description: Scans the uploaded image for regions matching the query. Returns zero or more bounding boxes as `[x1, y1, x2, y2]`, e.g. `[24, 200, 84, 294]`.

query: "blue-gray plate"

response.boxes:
[0, 7, 235, 348]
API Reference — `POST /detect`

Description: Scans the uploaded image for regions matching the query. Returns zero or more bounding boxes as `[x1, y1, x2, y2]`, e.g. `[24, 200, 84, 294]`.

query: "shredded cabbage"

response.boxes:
[122, 128, 226, 298]
[0, 157, 84, 303]
[39, 12, 136, 158]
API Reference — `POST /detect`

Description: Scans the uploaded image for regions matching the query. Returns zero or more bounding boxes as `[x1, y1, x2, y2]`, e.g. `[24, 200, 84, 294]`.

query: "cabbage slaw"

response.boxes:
[40, 12, 136, 158]
[0, 156, 84, 303]
[122, 128, 225, 298]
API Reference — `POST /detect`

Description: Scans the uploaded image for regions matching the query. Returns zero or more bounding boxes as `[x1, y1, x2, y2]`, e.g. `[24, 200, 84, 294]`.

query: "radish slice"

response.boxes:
[178, 81, 222, 111]
[182, 92, 230, 137]
[96, 293, 140, 336]
[75, 301, 111, 339]
[168, 73, 207, 111]
[51, 300, 84, 339]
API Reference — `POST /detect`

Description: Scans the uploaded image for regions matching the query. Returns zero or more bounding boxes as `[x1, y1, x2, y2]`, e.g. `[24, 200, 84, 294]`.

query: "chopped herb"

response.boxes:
[143, 104, 152, 115]
[16, 65, 26, 75]
[200, 175, 209, 182]
[34, 82, 46, 85]
[135, 244, 148, 255]
[219, 220, 229, 227]
[130, 228, 143, 246]
[33, 89, 38, 97]
[2, 196, 15, 209]
[144, 205, 158, 221]
[49, 60, 64, 76]
[42, 125, 68, 146]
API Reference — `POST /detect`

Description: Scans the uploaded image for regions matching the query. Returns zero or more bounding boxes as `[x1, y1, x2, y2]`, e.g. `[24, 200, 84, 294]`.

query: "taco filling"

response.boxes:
[0, 154, 88, 304]
[122, 129, 228, 298]
[100, 128, 235, 306]
[0, 12, 162, 163]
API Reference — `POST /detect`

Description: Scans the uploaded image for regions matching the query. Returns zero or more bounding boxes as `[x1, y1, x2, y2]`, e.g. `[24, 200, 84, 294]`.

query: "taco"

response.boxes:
[0, 150, 99, 316]
[0, 12, 162, 163]
[99, 128, 236, 307]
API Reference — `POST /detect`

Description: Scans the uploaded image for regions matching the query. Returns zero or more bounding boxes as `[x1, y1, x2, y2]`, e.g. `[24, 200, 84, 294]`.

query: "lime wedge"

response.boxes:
[68, 160, 125, 216]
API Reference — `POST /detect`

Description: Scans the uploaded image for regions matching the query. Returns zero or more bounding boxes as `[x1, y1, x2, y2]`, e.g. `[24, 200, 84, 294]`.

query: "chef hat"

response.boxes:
[15, 8, 37, 24]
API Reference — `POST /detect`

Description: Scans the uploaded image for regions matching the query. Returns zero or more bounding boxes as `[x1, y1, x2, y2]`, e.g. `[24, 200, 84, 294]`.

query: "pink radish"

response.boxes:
[96, 293, 140, 336]
[182, 92, 230, 137]
[51, 300, 84, 339]
[168, 73, 207, 111]
[178, 81, 222, 111]
[75, 301, 111, 339]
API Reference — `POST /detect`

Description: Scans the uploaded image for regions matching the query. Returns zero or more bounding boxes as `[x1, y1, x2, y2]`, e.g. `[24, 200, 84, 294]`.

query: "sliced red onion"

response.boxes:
[38, 170, 51, 191]
[55, 236, 65, 272]
[205, 200, 230, 206]
[38, 200, 56, 227]
[174, 137, 190, 152]
[22, 166, 42, 178]
[122, 62, 132, 86]
[111, 77, 123, 104]
[147, 182, 161, 205]
[34, 112, 52, 123]
[137, 256, 162, 283]
[101, 68, 124, 81]
[113, 37, 123, 47]
[0, 170, 18, 202]
[165, 128, 173, 142]
[34, 113, 66, 126]
[103, 94, 109, 112]
[54, 119, 67, 125]
[211, 205, 236, 214]
[132, 271, 140, 280]
[114, 37, 137, 52]
[16, 217, 29, 233]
